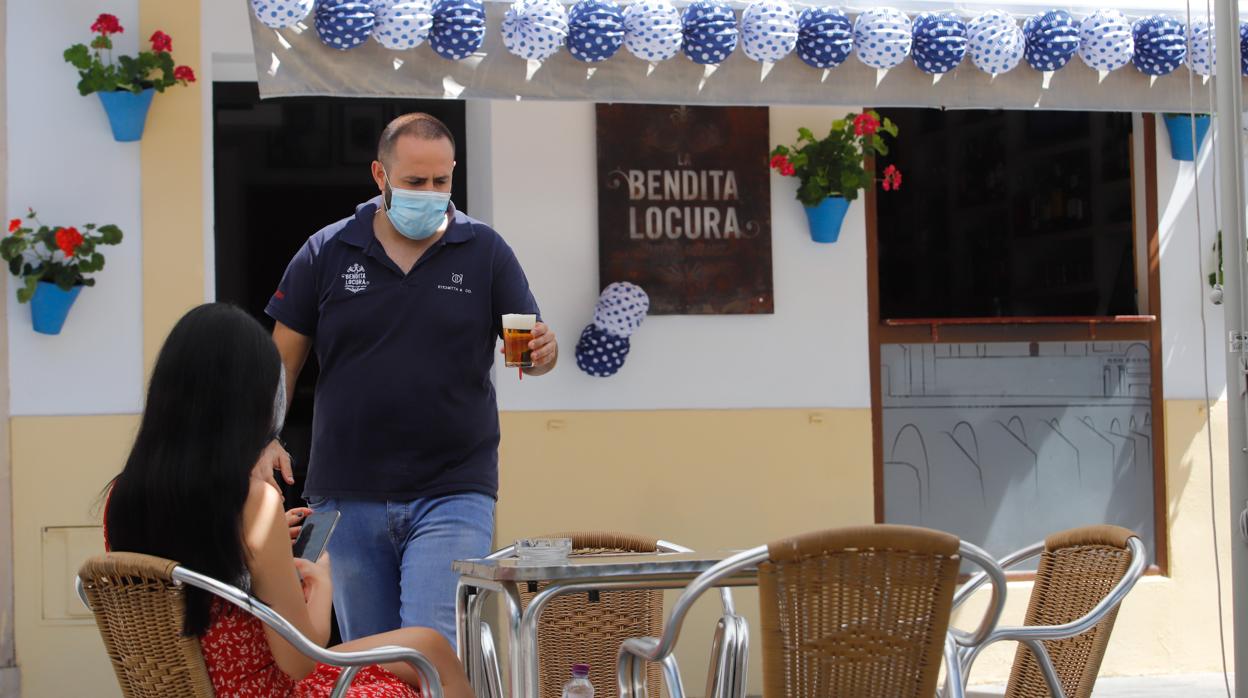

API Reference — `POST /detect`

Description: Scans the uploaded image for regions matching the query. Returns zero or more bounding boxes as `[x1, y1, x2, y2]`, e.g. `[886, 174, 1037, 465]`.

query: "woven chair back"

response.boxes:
[78, 552, 215, 698]
[758, 525, 962, 698]
[1005, 525, 1137, 698]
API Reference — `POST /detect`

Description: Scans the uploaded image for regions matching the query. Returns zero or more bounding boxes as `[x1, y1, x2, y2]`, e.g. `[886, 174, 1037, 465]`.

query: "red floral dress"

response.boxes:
[102, 494, 420, 698]
[199, 600, 420, 698]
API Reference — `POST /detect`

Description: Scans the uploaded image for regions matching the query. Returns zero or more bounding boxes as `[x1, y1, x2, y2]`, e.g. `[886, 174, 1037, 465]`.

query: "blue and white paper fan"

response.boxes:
[502, 0, 569, 60]
[682, 0, 738, 64]
[593, 282, 650, 337]
[1188, 20, 1215, 76]
[1078, 10, 1133, 72]
[372, 0, 433, 50]
[623, 0, 683, 61]
[967, 10, 1023, 75]
[854, 8, 912, 69]
[796, 7, 853, 69]
[567, 0, 626, 62]
[741, 0, 799, 63]
[911, 11, 966, 75]
[315, 0, 376, 50]
[1131, 15, 1185, 76]
[253, 0, 315, 29]
[430, 0, 485, 59]
[575, 325, 632, 377]
[1023, 9, 1079, 71]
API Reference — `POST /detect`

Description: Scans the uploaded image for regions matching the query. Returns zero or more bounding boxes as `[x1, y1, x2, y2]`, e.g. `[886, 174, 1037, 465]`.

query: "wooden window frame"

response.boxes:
[866, 112, 1168, 577]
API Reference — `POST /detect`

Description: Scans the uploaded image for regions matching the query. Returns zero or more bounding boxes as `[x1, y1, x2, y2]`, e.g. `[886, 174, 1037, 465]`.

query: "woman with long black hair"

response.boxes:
[104, 303, 472, 697]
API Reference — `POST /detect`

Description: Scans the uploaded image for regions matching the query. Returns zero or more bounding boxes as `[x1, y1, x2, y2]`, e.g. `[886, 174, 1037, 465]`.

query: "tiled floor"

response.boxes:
[967, 673, 1234, 697]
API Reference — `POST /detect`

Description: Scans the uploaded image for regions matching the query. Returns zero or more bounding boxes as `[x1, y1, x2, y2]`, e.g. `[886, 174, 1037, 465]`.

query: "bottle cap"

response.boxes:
[571, 663, 590, 676]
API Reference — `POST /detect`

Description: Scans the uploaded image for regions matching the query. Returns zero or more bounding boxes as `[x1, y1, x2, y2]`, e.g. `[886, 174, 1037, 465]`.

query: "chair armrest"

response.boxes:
[170, 566, 445, 698]
[953, 540, 1045, 611]
[657, 540, 737, 615]
[976, 536, 1147, 644]
[628, 546, 766, 664]
[949, 541, 1009, 649]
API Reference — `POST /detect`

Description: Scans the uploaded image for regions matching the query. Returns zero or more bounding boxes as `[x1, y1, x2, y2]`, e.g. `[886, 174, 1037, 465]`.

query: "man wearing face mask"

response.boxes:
[258, 113, 557, 645]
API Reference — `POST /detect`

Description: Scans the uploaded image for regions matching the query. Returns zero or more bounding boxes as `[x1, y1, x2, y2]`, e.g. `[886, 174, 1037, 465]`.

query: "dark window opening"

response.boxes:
[876, 109, 1136, 319]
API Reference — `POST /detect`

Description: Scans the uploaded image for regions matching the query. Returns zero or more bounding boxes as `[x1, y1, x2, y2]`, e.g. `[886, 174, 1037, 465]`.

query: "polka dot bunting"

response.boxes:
[1131, 15, 1185, 76]
[911, 11, 966, 75]
[623, 0, 683, 62]
[796, 7, 852, 70]
[681, 0, 738, 65]
[853, 8, 912, 70]
[567, 0, 625, 62]
[575, 325, 632, 377]
[1188, 19, 1215, 76]
[1023, 9, 1079, 71]
[429, 0, 485, 60]
[967, 10, 1023, 75]
[252, 0, 315, 29]
[1241, 21, 1248, 76]
[502, 0, 569, 61]
[741, 0, 799, 64]
[371, 0, 433, 50]
[315, 0, 376, 50]
[1078, 9, 1133, 72]
[593, 281, 650, 337]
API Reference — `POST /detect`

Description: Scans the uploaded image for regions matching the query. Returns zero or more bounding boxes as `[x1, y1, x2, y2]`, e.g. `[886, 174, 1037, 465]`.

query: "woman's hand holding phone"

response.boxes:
[285, 507, 313, 541]
[292, 553, 331, 604]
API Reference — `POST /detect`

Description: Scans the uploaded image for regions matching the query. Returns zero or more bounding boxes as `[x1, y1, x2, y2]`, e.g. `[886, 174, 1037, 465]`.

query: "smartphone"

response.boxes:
[292, 510, 340, 562]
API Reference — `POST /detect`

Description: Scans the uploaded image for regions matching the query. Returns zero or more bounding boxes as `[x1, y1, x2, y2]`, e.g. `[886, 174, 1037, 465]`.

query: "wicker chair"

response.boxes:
[945, 525, 1147, 698]
[77, 552, 445, 698]
[467, 531, 743, 698]
[618, 525, 1007, 698]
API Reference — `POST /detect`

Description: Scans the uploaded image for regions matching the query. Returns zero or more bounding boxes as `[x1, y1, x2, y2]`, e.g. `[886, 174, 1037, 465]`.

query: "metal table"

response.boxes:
[454, 551, 759, 698]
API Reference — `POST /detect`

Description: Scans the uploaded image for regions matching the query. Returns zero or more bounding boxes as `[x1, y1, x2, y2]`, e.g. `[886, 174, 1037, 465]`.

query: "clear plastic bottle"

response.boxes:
[561, 663, 593, 698]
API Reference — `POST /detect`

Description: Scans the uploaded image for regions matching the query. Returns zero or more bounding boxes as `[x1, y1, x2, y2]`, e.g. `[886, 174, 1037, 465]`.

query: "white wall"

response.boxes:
[1157, 116, 1229, 400]
[6, 0, 143, 415]
[490, 101, 874, 411]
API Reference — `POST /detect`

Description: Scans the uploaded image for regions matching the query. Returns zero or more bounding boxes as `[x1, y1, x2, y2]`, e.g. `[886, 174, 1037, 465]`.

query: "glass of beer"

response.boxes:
[502, 314, 536, 368]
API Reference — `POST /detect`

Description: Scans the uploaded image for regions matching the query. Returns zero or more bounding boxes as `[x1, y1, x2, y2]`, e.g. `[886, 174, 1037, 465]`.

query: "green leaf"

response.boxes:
[797, 127, 815, 143]
[96, 224, 123, 245]
[16, 277, 37, 303]
[7, 257, 20, 277]
[770, 145, 789, 157]
[63, 44, 92, 70]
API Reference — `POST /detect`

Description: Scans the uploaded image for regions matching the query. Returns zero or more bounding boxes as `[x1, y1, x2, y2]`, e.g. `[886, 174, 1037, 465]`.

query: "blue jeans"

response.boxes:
[306, 492, 495, 645]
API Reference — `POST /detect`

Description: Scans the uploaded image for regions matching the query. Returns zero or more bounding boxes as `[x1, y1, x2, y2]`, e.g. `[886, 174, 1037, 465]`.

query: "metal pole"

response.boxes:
[1215, 0, 1248, 691]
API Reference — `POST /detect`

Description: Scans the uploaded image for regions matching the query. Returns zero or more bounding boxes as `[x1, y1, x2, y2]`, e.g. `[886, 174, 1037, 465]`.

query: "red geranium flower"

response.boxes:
[769, 154, 789, 170]
[854, 113, 879, 137]
[174, 65, 196, 83]
[882, 164, 903, 191]
[150, 30, 172, 52]
[91, 13, 123, 35]
[780, 162, 796, 177]
[8, 219, 20, 234]
[55, 227, 84, 258]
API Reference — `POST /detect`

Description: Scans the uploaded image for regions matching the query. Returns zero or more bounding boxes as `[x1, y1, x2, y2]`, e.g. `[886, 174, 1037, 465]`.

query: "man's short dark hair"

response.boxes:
[377, 113, 456, 165]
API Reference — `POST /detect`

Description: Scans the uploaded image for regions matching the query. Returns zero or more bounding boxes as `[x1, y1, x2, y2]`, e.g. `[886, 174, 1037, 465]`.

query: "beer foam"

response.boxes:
[502, 313, 536, 330]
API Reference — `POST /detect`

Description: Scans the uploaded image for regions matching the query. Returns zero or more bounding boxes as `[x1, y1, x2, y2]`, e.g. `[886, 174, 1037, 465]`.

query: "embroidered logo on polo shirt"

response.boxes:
[437, 271, 472, 294]
[342, 263, 369, 294]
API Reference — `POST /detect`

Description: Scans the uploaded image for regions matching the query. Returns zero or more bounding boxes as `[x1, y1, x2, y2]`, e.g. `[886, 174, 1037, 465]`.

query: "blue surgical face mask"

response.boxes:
[383, 169, 451, 241]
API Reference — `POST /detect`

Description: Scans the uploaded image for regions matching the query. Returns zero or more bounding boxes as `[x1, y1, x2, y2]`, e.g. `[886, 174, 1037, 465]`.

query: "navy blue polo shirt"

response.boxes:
[265, 196, 540, 501]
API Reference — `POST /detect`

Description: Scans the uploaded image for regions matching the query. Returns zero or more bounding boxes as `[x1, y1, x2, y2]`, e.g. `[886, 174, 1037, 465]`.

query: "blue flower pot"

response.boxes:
[803, 196, 851, 243]
[1163, 114, 1211, 161]
[96, 88, 155, 142]
[30, 282, 82, 335]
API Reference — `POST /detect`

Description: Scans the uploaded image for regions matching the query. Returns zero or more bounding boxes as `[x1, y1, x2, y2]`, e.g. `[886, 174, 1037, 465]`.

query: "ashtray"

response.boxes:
[514, 537, 572, 563]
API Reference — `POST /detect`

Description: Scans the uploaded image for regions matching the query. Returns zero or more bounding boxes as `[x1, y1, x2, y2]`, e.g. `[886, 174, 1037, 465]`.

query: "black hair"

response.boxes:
[105, 303, 282, 636]
[377, 112, 456, 164]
